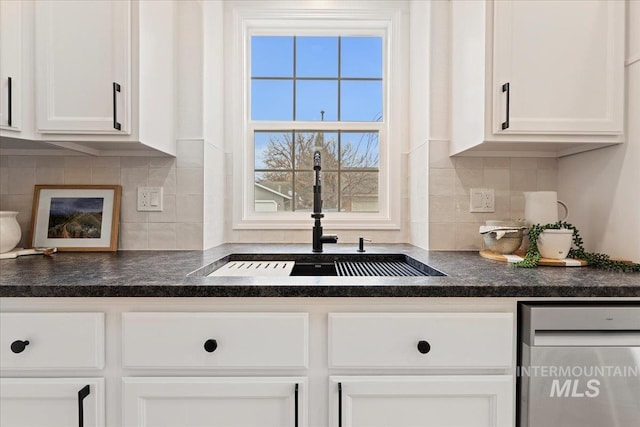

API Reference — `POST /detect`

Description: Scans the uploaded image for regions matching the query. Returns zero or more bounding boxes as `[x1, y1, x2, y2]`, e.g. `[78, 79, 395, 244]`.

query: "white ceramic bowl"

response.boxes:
[483, 230, 523, 254]
[537, 229, 573, 259]
[0, 211, 21, 253]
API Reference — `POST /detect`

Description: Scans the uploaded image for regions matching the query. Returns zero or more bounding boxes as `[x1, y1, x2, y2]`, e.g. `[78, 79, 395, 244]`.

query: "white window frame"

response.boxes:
[225, 1, 408, 230]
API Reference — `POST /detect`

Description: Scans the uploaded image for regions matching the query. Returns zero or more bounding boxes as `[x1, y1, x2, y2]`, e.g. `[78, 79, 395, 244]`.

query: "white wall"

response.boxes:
[203, 0, 225, 248]
[557, 1, 640, 262]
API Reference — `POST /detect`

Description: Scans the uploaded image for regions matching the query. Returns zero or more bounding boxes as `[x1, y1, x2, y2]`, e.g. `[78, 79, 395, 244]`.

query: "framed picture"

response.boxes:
[30, 185, 122, 251]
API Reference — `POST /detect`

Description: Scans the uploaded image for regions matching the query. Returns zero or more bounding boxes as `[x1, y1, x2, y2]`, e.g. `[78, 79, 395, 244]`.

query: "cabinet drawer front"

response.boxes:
[0, 313, 104, 370]
[329, 313, 513, 369]
[122, 313, 308, 369]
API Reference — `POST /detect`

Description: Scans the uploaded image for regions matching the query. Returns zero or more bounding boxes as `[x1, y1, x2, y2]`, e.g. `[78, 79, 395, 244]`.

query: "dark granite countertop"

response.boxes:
[1, 244, 639, 297]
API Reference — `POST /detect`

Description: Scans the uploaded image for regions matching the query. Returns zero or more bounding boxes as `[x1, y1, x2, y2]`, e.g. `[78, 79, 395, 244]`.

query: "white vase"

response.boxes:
[0, 211, 22, 253]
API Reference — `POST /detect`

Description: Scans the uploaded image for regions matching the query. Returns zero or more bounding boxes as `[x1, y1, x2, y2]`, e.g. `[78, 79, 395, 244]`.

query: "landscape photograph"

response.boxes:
[47, 197, 104, 239]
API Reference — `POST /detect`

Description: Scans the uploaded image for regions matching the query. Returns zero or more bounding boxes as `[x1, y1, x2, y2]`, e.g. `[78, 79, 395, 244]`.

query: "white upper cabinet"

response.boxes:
[0, 0, 23, 131]
[493, 0, 623, 135]
[26, 0, 176, 156]
[451, 0, 625, 157]
[0, 0, 35, 139]
[35, 0, 130, 134]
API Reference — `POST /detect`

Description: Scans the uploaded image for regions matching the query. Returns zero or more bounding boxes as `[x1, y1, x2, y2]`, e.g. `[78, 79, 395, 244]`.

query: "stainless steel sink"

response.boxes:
[194, 253, 445, 277]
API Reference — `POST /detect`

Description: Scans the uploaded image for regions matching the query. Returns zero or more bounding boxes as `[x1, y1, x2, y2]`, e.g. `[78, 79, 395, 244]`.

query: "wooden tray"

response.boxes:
[479, 249, 588, 267]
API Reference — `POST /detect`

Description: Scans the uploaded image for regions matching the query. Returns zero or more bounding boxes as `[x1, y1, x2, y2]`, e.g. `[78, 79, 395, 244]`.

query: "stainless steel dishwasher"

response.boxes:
[519, 303, 640, 427]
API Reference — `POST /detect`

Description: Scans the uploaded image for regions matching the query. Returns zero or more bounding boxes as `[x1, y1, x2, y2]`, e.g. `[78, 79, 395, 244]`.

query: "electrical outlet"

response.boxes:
[469, 188, 495, 213]
[137, 187, 163, 211]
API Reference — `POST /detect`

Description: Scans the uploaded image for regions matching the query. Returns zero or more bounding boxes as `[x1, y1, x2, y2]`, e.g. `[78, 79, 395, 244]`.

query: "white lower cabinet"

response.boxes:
[330, 376, 513, 427]
[122, 377, 306, 427]
[0, 300, 517, 427]
[0, 378, 105, 427]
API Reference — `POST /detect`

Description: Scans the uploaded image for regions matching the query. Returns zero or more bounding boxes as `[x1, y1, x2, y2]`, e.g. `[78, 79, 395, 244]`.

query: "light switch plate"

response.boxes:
[469, 188, 495, 212]
[137, 186, 163, 211]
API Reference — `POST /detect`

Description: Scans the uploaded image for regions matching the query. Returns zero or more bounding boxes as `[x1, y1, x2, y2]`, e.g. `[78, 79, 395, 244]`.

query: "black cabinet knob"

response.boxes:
[10, 340, 29, 354]
[417, 340, 431, 354]
[204, 339, 218, 353]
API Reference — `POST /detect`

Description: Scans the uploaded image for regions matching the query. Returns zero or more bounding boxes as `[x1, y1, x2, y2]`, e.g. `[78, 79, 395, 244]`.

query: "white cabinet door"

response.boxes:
[330, 376, 513, 427]
[123, 377, 306, 427]
[0, 378, 105, 427]
[0, 0, 23, 130]
[35, 0, 130, 134]
[493, 0, 624, 135]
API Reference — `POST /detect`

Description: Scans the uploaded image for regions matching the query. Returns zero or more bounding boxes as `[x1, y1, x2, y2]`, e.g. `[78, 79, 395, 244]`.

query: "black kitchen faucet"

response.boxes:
[312, 151, 338, 252]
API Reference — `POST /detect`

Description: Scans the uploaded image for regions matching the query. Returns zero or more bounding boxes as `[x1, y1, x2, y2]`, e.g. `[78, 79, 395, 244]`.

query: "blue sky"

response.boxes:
[251, 36, 382, 122]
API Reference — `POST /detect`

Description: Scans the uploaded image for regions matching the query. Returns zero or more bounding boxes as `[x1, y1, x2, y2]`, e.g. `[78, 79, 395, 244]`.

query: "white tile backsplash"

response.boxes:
[36, 168, 65, 185]
[120, 167, 148, 190]
[176, 222, 203, 249]
[149, 166, 177, 195]
[91, 168, 121, 185]
[148, 223, 177, 249]
[8, 156, 35, 168]
[0, 168, 8, 195]
[64, 168, 92, 185]
[428, 140, 559, 250]
[0, 140, 207, 250]
[36, 155, 65, 168]
[454, 168, 484, 195]
[90, 156, 121, 168]
[148, 194, 177, 223]
[177, 168, 204, 195]
[176, 194, 203, 223]
[64, 156, 90, 168]
[120, 223, 149, 250]
[9, 168, 35, 194]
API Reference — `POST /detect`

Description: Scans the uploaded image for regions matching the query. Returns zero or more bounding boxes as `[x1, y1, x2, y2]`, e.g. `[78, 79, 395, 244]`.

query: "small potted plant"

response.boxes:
[513, 221, 640, 272]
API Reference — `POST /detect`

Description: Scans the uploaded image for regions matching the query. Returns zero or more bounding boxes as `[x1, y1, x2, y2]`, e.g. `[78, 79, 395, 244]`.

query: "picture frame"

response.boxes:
[30, 185, 122, 252]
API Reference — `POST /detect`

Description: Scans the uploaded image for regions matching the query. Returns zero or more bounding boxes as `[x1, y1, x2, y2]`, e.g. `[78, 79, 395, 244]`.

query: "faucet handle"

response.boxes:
[358, 237, 372, 253]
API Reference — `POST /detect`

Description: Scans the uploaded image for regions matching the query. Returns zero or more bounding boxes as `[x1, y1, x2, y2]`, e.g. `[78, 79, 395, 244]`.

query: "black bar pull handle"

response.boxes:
[294, 383, 299, 427]
[7, 77, 12, 127]
[78, 384, 90, 427]
[10, 339, 29, 353]
[501, 82, 510, 130]
[338, 382, 342, 427]
[113, 82, 121, 130]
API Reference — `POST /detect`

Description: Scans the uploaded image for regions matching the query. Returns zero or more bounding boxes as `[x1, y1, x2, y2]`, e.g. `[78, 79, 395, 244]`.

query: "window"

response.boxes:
[252, 36, 382, 213]
[227, 2, 407, 229]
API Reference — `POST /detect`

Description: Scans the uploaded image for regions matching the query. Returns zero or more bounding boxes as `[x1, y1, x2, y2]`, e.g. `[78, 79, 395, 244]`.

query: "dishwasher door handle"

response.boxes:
[533, 331, 640, 347]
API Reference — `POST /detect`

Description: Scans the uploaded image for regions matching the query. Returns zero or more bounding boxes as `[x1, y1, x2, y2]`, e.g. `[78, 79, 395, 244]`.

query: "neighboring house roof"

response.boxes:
[254, 183, 292, 200]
